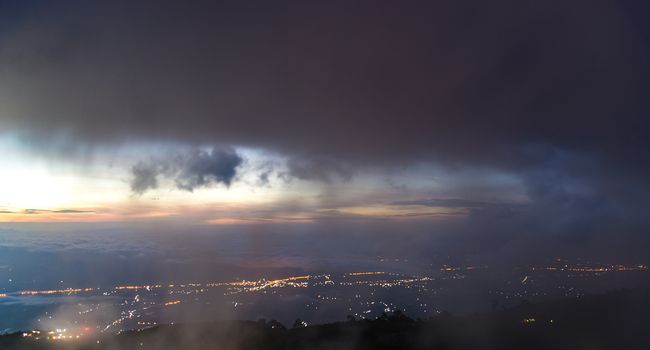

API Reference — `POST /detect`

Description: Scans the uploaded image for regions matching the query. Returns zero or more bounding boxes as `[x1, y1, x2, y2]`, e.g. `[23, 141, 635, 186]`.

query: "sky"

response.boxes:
[0, 0, 649, 265]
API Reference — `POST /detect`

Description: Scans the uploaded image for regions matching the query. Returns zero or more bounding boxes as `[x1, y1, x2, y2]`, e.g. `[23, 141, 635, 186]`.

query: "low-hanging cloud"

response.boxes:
[175, 148, 243, 191]
[130, 162, 161, 194]
[130, 147, 243, 194]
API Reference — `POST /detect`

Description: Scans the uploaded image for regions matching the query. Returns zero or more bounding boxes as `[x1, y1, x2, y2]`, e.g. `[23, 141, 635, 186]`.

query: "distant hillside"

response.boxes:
[2, 289, 649, 350]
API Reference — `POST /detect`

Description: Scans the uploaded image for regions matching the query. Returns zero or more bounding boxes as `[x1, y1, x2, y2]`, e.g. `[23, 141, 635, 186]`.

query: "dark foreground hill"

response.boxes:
[2, 289, 649, 350]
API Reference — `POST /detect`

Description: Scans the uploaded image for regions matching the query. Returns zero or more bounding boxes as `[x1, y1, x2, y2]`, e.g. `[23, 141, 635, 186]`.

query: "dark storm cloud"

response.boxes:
[174, 148, 243, 191]
[0, 0, 647, 168]
[129, 147, 243, 193]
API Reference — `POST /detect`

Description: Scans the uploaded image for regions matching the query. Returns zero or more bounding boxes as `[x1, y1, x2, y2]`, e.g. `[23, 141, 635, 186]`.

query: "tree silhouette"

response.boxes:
[292, 318, 306, 328]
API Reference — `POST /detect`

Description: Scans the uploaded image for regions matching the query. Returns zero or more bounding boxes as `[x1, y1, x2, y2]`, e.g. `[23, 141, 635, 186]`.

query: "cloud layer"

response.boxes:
[0, 1, 647, 168]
